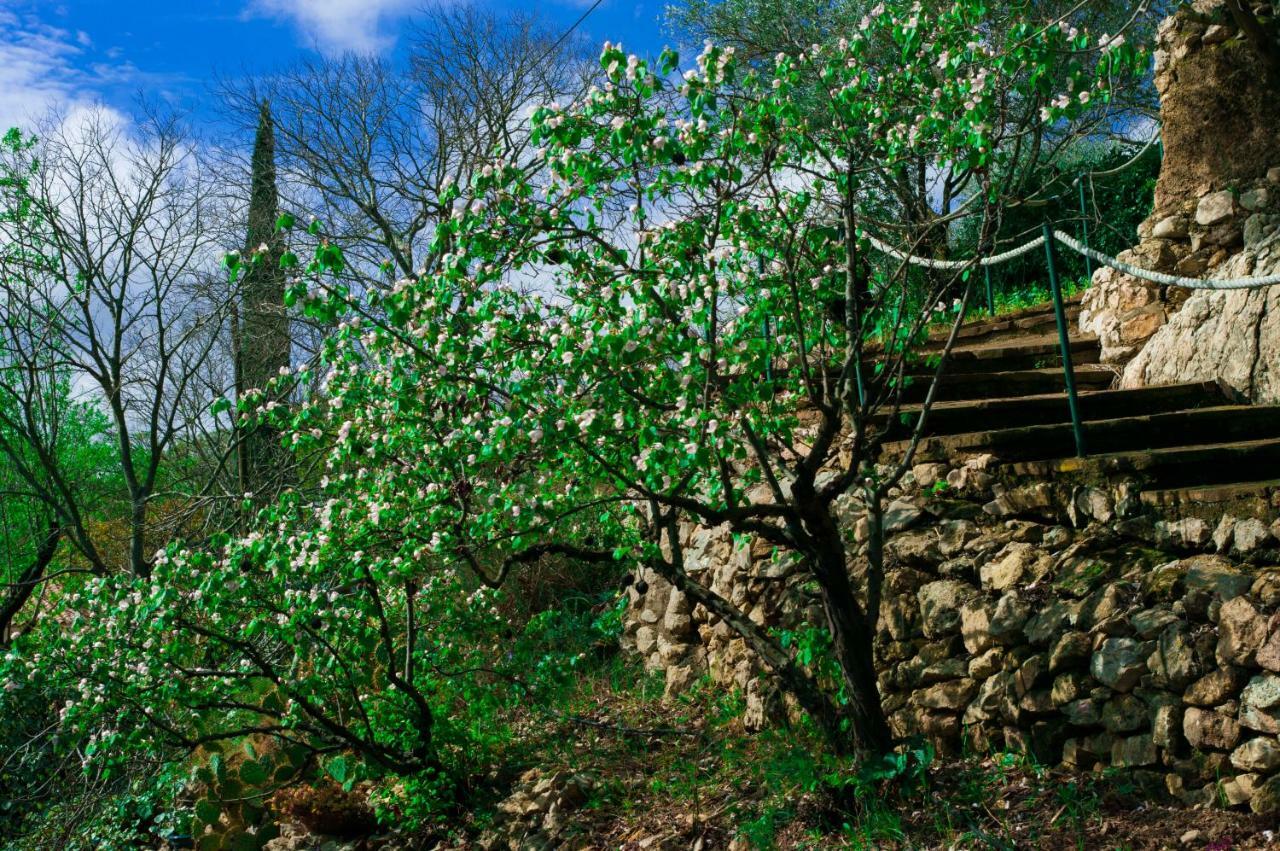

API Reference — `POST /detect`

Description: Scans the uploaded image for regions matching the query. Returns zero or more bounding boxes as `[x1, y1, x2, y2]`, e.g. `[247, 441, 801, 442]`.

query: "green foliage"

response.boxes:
[0, 2, 1150, 840]
[721, 717, 934, 849]
[954, 140, 1161, 303]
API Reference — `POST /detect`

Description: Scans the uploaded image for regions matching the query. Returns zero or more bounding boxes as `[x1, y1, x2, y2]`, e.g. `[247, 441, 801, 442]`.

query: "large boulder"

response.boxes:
[917, 580, 975, 639]
[1252, 774, 1280, 815]
[1241, 674, 1280, 734]
[1183, 555, 1253, 601]
[1218, 597, 1268, 667]
[1148, 626, 1200, 690]
[1185, 667, 1248, 707]
[1077, 0, 1280, 400]
[1183, 707, 1242, 751]
[1231, 737, 1280, 773]
[979, 543, 1053, 591]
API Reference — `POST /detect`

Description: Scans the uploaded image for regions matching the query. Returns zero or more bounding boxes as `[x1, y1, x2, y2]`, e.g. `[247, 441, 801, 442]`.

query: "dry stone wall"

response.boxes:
[623, 462, 1280, 813]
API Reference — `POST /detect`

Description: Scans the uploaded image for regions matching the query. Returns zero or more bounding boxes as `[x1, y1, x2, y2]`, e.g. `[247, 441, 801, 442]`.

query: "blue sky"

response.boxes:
[0, 0, 674, 132]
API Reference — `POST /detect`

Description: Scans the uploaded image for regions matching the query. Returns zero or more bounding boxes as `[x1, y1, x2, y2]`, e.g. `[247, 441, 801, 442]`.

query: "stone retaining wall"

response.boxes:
[623, 464, 1280, 813]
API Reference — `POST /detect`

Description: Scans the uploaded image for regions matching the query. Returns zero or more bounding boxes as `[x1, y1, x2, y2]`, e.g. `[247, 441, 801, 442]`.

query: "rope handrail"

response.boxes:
[861, 231, 1046, 270]
[1051, 231, 1280, 290]
[861, 227, 1280, 291]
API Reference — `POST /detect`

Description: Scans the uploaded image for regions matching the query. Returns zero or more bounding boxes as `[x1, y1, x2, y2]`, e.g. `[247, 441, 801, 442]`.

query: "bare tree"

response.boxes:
[0, 109, 230, 578]
[217, 3, 592, 284]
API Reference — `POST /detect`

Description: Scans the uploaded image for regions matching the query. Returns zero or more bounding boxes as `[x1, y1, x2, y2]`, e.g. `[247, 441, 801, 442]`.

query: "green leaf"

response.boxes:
[239, 760, 269, 786]
[326, 754, 349, 785]
[194, 799, 221, 826]
[659, 48, 679, 76]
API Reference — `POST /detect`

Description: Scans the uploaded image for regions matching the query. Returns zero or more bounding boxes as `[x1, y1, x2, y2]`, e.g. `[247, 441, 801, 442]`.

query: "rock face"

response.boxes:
[1150, 2, 1280, 218]
[1077, 1, 1280, 400]
[1123, 257, 1280, 402]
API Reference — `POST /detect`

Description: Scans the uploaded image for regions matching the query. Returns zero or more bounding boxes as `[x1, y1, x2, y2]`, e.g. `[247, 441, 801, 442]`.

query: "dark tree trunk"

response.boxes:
[813, 525, 893, 757]
[0, 521, 60, 645]
[129, 496, 150, 579]
[793, 479, 895, 758]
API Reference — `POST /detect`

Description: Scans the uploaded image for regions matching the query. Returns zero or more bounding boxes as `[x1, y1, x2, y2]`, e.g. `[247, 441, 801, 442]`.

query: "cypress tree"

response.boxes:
[236, 100, 291, 496]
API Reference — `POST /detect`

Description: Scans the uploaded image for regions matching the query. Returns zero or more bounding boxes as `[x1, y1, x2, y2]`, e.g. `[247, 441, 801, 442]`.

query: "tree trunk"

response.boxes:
[815, 539, 894, 757]
[129, 496, 150, 578]
[0, 521, 60, 645]
[794, 480, 894, 757]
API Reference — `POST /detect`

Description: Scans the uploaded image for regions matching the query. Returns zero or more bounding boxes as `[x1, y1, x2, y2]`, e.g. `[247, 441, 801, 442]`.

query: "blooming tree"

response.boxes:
[1, 4, 1146, 832]
[277, 2, 1133, 754]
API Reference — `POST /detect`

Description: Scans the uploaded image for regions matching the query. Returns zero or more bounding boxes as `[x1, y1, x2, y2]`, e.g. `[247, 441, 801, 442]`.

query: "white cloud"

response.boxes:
[0, 9, 179, 133]
[0, 9, 88, 129]
[245, 0, 420, 54]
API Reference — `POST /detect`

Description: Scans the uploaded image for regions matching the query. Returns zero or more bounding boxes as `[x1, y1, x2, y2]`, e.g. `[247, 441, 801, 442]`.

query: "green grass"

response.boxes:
[983, 275, 1088, 318]
[922, 275, 1089, 335]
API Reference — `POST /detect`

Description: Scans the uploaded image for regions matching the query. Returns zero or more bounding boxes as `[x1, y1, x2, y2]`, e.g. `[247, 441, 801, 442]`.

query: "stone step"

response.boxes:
[1013, 436, 1280, 492]
[901, 405, 1280, 463]
[1140, 479, 1280, 513]
[875, 381, 1230, 441]
[926, 297, 1084, 346]
[906, 333, 1101, 376]
[894, 365, 1115, 404]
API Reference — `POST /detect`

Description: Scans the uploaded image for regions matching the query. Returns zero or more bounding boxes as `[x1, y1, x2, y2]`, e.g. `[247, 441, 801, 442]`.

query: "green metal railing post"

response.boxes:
[836, 223, 867, 407]
[1077, 177, 1093, 281]
[759, 254, 774, 388]
[1042, 221, 1087, 458]
[984, 264, 995, 316]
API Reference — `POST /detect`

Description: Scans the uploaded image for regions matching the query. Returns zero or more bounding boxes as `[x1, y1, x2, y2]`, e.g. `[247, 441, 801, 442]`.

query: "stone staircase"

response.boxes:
[879, 298, 1280, 517]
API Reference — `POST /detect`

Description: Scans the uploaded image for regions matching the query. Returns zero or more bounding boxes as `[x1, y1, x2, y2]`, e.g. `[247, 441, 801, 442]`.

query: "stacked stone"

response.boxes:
[883, 504, 1280, 814]
[625, 456, 1280, 813]
[622, 511, 824, 727]
[479, 770, 596, 851]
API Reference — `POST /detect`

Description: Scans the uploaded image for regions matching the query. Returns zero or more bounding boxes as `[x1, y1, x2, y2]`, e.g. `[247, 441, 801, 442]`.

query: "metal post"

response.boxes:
[836, 222, 866, 407]
[1077, 177, 1093, 281]
[1043, 221, 1087, 458]
[984, 264, 995, 316]
[759, 254, 774, 389]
